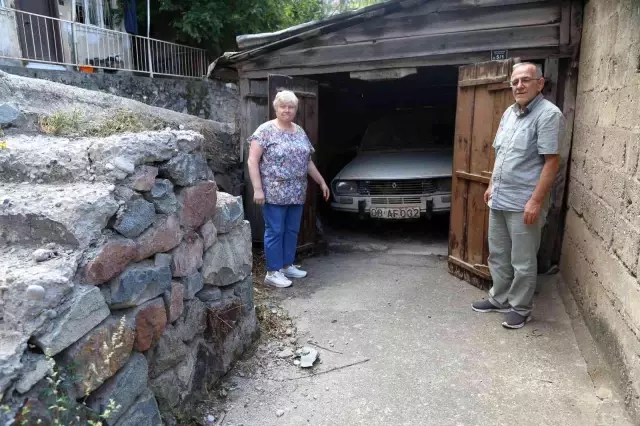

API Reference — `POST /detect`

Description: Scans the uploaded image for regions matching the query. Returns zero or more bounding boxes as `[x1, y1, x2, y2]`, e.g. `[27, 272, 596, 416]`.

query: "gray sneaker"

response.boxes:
[502, 311, 532, 329]
[471, 299, 510, 313]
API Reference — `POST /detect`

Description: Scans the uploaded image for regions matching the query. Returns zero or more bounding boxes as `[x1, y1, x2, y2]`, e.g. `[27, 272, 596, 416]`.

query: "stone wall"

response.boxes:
[0, 70, 243, 195]
[560, 0, 640, 421]
[0, 128, 258, 425]
[0, 66, 239, 124]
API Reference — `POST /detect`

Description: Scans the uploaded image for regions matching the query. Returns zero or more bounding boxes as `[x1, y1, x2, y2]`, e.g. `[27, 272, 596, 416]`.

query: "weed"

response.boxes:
[39, 108, 166, 138]
[39, 109, 82, 136]
[9, 318, 127, 425]
[85, 109, 145, 137]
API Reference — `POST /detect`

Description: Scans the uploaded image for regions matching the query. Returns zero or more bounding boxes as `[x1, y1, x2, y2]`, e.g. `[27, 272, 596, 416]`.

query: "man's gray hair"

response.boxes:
[512, 62, 543, 78]
[273, 90, 299, 109]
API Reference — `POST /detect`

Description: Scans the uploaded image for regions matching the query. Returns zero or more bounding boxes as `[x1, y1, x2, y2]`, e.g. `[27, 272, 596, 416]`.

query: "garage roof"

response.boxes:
[212, 0, 581, 79]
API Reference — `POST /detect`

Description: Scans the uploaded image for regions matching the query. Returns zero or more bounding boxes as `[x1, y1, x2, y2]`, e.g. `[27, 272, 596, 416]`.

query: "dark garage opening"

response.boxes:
[310, 66, 459, 247]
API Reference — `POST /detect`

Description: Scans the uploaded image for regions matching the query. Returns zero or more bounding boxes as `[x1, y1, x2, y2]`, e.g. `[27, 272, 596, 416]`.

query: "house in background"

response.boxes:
[0, 0, 207, 78]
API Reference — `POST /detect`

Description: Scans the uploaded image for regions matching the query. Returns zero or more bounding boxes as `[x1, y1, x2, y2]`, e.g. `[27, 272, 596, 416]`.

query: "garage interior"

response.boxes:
[311, 65, 458, 245]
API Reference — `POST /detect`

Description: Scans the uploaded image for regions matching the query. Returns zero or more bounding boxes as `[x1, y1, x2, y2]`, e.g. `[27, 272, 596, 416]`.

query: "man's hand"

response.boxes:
[254, 188, 265, 205]
[484, 186, 492, 205]
[524, 198, 541, 225]
[320, 183, 330, 202]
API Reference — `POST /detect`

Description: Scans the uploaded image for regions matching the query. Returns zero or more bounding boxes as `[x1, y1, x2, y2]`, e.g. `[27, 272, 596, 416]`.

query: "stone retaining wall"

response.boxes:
[0, 129, 258, 425]
[0, 66, 239, 124]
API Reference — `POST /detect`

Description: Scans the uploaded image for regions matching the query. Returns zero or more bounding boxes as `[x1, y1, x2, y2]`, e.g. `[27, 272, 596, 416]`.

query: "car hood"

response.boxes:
[334, 151, 453, 181]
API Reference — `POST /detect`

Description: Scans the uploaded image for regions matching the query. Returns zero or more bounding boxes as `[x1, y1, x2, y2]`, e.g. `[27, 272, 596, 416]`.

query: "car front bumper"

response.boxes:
[330, 194, 452, 217]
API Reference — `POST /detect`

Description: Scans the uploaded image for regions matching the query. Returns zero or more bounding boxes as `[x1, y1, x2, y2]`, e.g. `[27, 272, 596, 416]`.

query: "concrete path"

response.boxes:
[216, 251, 632, 426]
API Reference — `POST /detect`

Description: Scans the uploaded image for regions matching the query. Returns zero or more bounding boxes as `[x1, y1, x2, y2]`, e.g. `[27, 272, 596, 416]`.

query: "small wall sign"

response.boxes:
[491, 50, 509, 61]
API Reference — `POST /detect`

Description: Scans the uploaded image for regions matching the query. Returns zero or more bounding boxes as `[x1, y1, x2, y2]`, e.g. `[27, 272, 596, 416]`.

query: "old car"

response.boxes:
[330, 109, 453, 220]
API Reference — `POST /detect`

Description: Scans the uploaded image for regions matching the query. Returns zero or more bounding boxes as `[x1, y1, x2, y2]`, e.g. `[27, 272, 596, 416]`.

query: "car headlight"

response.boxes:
[333, 181, 358, 195]
[437, 178, 452, 192]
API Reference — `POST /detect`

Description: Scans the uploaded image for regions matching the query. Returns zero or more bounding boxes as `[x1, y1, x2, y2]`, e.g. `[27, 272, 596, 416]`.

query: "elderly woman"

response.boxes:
[248, 90, 330, 288]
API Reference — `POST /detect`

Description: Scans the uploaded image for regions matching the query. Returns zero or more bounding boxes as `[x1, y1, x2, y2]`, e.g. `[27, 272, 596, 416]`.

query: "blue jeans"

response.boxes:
[263, 204, 304, 272]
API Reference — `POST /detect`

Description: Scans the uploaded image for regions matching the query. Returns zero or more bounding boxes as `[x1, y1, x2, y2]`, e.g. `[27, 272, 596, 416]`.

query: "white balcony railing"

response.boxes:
[0, 6, 208, 79]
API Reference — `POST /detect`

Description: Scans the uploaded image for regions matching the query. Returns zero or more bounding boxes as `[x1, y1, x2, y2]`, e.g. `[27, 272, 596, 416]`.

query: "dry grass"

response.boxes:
[39, 108, 166, 138]
[251, 249, 296, 340]
[39, 109, 82, 136]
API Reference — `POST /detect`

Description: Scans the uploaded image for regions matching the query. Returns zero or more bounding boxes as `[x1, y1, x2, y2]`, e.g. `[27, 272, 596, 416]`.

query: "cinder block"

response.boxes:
[626, 131, 640, 176]
[601, 127, 629, 168]
[623, 178, 640, 229]
[566, 178, 587, 216]
[612, 219, 640, 273]
[592, 165, 625, 210]
[597, 90, 621, 128]
[615, 85, 640, 130]
[583, 191, 616, 246]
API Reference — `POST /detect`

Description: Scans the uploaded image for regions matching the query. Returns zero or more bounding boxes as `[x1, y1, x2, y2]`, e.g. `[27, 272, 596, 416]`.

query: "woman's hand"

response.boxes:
[254, 188, 265, 205]
[320, 183, 330, 202]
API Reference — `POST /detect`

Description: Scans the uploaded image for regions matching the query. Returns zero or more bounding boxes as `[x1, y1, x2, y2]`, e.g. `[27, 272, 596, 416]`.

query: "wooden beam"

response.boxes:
[559, 0, 571, 46]
[241, 24, 560, 72]
[459, 76, 509, 87]
[455, 170, 491, 184]
[238, 47, 565, 79]
[448, 255, 492, 280]
[538, 58, 578, 272]
[487, 82, 512, 91]
[543, 58, 559, 104]
[317, 3, 561, 47]
[569, 0, 583, 58]
[394, 0, 558, 17]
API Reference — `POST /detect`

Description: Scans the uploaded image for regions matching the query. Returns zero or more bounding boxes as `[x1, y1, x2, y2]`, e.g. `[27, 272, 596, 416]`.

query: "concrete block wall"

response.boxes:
[560, 0, 640, 420]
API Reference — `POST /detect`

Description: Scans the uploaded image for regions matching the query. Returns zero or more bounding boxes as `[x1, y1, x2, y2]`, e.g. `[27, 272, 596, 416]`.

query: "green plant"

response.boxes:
[39, 109, 83, 136]
[117, 0, 326, 56]
[10, 343, 122, 425]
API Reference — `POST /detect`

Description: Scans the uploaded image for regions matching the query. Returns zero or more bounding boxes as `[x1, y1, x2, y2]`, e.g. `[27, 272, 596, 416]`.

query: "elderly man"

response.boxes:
[472, 62, 565, 329]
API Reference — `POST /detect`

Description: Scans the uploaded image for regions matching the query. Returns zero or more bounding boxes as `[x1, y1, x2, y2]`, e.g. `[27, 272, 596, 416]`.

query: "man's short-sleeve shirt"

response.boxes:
[490, 93, 565, 211]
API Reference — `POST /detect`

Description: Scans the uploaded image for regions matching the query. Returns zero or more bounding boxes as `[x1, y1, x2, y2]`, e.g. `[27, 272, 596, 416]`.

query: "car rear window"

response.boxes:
[361, 107, 455, 152]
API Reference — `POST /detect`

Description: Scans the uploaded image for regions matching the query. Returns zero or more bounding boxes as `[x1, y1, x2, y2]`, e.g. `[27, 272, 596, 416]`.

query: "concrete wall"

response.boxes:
[560, 0, 640, 420]
[0, 3, 22, 61]
[0, 66, 239, 123]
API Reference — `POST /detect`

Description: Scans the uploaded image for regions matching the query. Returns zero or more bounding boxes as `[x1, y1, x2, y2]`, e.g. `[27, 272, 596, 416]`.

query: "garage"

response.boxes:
[211, 0, 583, 287]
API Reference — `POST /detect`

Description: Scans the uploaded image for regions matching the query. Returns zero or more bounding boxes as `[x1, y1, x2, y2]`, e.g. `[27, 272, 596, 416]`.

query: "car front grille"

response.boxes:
[359, 179, 437, 195]
[371, 197, 423, 205]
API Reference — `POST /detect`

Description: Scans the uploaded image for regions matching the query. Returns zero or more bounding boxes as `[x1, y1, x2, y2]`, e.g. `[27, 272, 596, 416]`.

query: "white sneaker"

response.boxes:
[264, 271, 292, 288]
[281, 265, 308, 279]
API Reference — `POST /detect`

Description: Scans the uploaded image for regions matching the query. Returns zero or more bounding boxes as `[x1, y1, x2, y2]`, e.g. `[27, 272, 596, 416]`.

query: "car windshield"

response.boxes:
[360, 107, 455, 152]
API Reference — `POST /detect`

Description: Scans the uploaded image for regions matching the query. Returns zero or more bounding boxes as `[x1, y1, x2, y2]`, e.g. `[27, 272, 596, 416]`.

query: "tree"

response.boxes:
[322, 0, 386, 16]
[123, 0, 326, 56]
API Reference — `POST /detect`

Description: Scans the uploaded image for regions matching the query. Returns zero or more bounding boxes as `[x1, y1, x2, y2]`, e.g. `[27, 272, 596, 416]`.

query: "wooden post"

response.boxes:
[538, 58, 579, 272]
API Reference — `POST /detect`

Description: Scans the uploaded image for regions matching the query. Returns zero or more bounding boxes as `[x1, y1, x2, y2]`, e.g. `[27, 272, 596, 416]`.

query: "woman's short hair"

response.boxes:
[273, 90, 299, 109]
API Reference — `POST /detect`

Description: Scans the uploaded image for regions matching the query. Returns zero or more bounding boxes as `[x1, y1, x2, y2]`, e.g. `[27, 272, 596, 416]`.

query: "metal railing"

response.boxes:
[0, 6, 208, 79]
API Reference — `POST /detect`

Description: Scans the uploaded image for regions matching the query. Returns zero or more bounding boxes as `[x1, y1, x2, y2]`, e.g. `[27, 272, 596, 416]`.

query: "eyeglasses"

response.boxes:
[510, 77, 541, 87]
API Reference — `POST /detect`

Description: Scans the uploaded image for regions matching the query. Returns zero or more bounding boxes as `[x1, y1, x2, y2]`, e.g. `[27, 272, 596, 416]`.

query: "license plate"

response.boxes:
[370, 207, 421, 219]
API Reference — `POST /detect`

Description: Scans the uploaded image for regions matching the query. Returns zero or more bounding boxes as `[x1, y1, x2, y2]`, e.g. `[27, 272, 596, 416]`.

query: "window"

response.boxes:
[75, 0, 114, 29]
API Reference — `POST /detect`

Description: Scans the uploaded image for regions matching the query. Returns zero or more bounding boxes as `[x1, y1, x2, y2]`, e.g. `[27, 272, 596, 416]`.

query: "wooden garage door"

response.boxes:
[448, 59, 515, 288]
[268, 74, 319, 250]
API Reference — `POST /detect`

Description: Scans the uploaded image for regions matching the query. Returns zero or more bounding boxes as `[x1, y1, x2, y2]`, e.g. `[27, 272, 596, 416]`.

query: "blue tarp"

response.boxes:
[124, 0, 138, 35]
